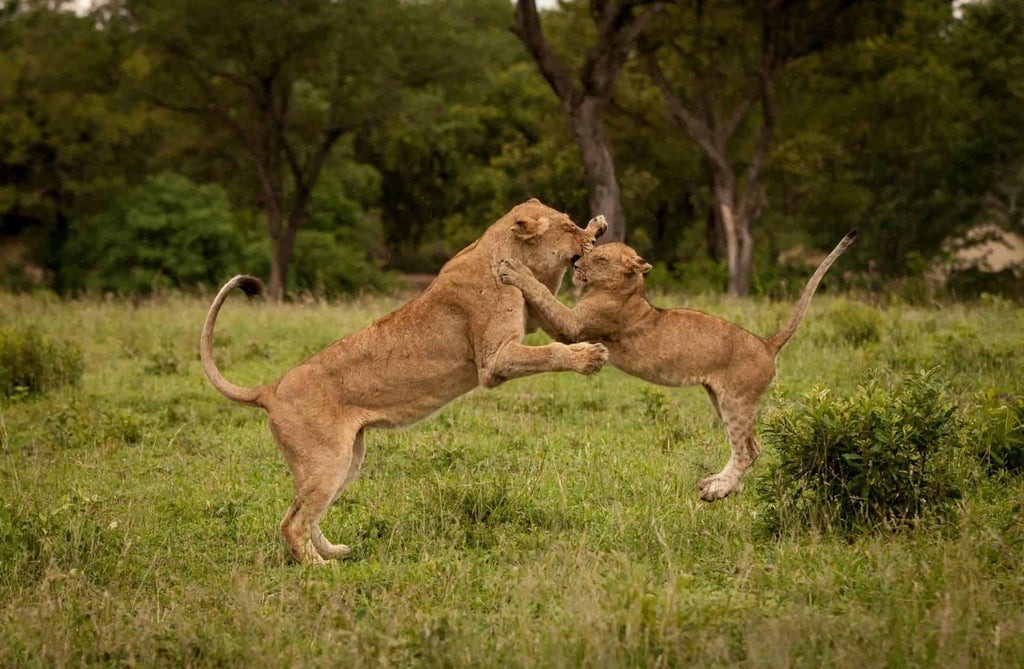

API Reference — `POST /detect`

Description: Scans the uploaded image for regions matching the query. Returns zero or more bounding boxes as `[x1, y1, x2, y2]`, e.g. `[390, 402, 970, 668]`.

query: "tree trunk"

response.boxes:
[267, 220, 297, 303]
[572, 98, 626, 242]
[513, 0, 661, 245]
[715, 174, 754, 296]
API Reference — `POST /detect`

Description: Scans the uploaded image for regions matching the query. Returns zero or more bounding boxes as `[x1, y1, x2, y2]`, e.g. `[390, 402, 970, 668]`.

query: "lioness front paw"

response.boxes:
[496, 258, 531, 286]
[569, 342, 607, 375]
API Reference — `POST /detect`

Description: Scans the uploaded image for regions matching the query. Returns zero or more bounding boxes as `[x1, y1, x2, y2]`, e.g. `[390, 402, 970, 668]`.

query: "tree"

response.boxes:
[641, 0, 897, 295]
[766, 0, 981, 276]
[61, 173, 243, 293]
[949, 0, 1024, 237]
[355, 0, 572, 271]
[124, 0, 423, 300]
[513, 0, 665, 243]
[0, 2, 158, 290]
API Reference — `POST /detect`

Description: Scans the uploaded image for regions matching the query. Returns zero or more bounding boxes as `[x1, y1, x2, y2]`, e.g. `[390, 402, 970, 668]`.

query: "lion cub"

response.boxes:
[497, 229, 857, 501]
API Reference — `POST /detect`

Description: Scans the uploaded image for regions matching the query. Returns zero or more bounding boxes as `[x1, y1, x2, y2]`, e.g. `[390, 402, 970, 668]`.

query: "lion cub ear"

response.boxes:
[629, 256, 653, 275]
[511, 216, 551, 241]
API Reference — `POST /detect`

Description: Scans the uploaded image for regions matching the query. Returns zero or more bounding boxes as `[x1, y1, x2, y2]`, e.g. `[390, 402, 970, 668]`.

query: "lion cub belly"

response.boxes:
[602, 310, 733, 388]
[607, 338, 703, 387]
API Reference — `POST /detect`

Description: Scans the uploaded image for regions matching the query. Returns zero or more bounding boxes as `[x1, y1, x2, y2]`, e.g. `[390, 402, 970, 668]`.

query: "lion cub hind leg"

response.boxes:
[274, 419, 361, 565]
[698, 392, 762, 502]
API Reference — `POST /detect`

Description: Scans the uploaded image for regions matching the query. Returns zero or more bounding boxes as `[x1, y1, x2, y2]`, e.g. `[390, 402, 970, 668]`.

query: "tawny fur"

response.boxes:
[201, 199, 609, 564]
[497, 229, 857, 501]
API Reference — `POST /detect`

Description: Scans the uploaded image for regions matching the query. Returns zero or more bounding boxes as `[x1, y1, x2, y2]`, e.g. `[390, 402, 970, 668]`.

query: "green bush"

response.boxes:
[820, 298, 884, 346]
[291, 230, 394, 295]
[0, 326, 84, 400]
[755, 369, 963, 536]
[237, 166, 396, 296]
[969, 391, 1024, 474]
[60, 173, 245, 294]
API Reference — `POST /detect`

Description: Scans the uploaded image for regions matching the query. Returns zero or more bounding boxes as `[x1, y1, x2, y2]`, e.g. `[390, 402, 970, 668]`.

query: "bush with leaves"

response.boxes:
[0, 325, 83, 400]
[60, 173, 245, 294]
[819, 298, 884, 346]
[755, 369, 963, 536]
[236, 164, 395, 296]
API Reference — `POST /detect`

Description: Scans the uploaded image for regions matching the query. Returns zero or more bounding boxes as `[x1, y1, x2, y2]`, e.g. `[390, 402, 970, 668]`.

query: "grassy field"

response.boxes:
[1, 288, 1022, 667]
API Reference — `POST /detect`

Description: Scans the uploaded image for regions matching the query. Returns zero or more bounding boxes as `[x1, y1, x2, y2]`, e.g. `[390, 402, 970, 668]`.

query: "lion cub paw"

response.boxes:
[586, 214, 608, 238]
[698, 473, 741, 502]
[568, 342, 607, 375]
[496, 258, 532, 286]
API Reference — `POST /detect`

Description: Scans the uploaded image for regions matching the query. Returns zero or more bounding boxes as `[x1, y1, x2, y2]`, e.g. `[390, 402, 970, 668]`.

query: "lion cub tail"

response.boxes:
[766, 230, 858, 356]
[200, 275, 265, 408]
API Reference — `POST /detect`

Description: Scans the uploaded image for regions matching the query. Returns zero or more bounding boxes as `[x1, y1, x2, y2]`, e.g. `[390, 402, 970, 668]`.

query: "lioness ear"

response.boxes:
[510, 216, 550, 241]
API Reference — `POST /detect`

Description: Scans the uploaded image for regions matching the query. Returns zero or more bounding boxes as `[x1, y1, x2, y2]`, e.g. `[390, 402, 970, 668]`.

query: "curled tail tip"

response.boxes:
[234, 275, 263, 298]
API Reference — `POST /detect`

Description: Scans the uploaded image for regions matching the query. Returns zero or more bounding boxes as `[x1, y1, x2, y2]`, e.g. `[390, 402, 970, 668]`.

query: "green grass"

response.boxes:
[1, 289, 1022, 667]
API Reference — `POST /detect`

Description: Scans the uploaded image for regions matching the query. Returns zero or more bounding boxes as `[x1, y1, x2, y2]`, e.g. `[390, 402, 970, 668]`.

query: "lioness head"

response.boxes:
[504, 199, 607, 281]
[573, 242, 652, 291]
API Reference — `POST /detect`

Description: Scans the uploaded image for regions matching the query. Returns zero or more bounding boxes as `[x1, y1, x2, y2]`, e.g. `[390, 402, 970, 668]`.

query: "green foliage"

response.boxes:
[1, 294, 1023, 666]
[0, 489, 125, 586]
[1, 0, 1024, 295]
[946, 267, 1024, 301]
[0, 325, 83, 400]
[293, 163, 394, 295]
[290, 230, 393, 296]
[756, 369, 963, 536]
[819, 298, 884, 346]
[969, 391, 1024, 475]
[60, 173, 243, 294]
[0, 4, 159, 276]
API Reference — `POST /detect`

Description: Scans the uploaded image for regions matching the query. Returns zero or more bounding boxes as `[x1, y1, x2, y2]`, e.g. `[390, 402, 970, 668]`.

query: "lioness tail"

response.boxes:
[766, 230, 858, 355]
[200, 275, 265, 407]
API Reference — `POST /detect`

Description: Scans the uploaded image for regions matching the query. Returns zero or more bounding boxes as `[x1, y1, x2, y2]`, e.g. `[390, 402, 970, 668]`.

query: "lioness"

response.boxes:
[201, 199, 609, 564]
[497, 229, 857, 501]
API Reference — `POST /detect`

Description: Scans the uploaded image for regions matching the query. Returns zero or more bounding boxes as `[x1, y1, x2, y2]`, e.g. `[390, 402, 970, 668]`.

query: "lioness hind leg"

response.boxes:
[699, 393, 760, 502]
[312, 429, 367, 559]
[276, 422, 360, 565]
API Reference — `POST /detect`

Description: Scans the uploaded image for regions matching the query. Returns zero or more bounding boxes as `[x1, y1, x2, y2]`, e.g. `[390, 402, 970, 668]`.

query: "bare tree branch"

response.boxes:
[643, 51, 731, 174]
[512, 0, 580, 109]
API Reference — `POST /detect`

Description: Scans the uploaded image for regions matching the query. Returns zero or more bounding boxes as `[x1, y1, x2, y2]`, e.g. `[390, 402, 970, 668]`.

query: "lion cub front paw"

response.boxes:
[497, 258, 532, 286]
[569, 342, 608, 376]
[586, 214, 608, 239]
[698, 472, 740, 501]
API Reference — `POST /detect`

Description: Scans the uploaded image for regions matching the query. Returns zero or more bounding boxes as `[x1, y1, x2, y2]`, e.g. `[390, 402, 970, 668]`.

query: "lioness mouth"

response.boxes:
[571, 255, 582, 267]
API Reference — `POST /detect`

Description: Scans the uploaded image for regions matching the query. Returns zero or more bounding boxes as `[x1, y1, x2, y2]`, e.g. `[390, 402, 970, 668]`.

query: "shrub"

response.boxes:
[969, 391, 1024, 475]
[0, 325, 84, 400]
[820, 298, 884, 346]
[755, 369, 963, 536]
[60, 173, 245, 294]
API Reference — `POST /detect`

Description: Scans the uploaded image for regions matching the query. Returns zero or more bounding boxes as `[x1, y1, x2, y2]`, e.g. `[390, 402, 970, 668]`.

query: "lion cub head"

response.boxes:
[573, 242, 652, 291]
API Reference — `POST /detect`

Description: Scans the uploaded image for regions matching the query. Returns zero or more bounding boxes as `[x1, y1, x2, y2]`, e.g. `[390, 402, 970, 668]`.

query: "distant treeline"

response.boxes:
[1, 0, 1022, 298]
